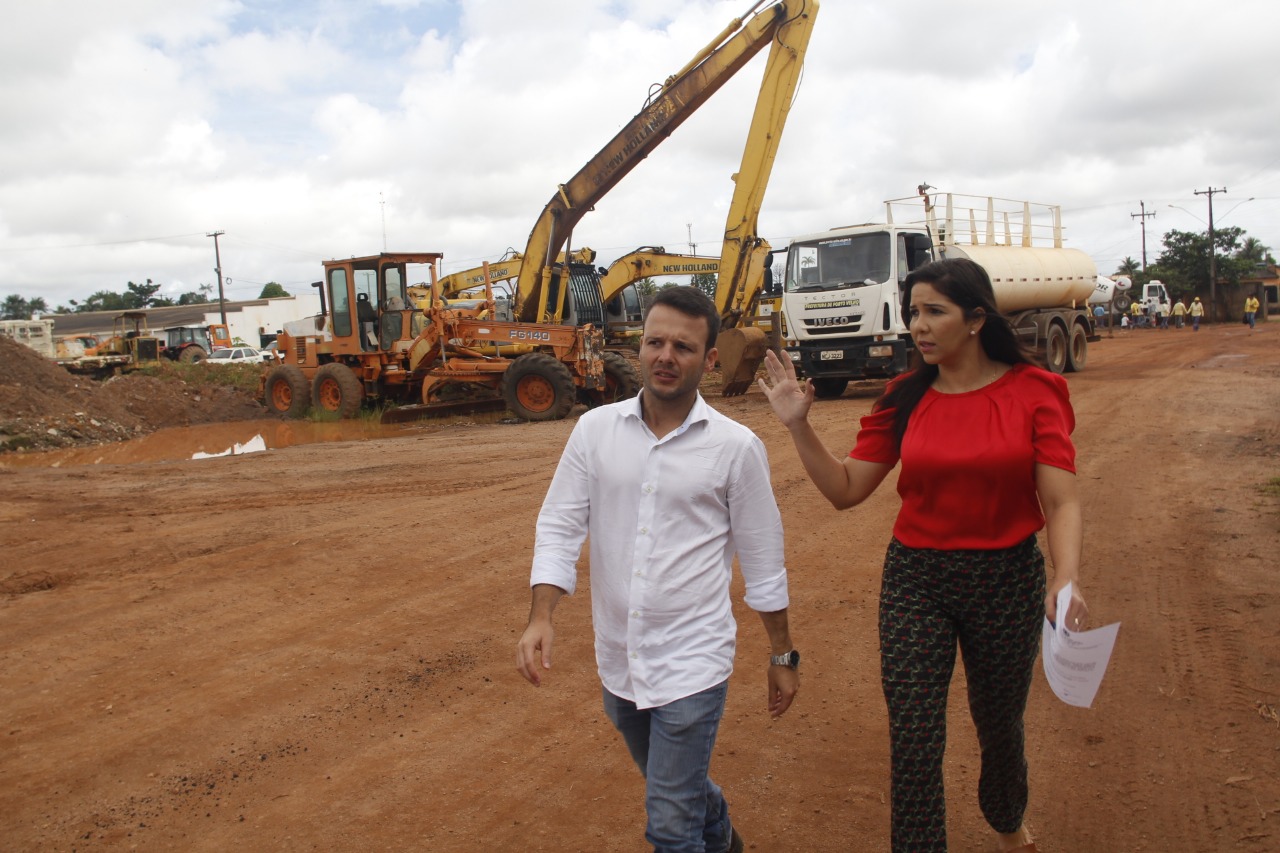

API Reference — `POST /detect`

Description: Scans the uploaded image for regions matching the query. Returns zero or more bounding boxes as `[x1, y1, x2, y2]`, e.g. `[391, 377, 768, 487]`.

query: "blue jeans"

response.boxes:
[602, 681, 733, 853]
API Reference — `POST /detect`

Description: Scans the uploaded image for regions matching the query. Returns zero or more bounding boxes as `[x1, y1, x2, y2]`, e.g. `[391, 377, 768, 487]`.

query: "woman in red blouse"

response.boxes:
[759, 258, 1088, 853]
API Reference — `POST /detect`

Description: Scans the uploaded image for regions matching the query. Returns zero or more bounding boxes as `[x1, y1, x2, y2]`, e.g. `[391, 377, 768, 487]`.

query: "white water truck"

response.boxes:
[779, 190, 1099, 397]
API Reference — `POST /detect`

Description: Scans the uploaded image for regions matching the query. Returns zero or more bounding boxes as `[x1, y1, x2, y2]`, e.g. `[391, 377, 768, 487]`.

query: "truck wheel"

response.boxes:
[1113, 294, 1131, 313]
[312, 363, 364, 419]
[503, 353, 576, 421]
[179, 345, 207, 363]
[811, 378, 848, 399]
[583, 351, 640, 407]
[1044, 324, 1068, 374]
[1066, 324, 1088, 373]
[264, 365, 310, 418]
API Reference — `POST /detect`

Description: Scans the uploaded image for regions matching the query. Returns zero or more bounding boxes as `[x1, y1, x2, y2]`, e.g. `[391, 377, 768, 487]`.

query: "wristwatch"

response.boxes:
[769, 649, 800, 669]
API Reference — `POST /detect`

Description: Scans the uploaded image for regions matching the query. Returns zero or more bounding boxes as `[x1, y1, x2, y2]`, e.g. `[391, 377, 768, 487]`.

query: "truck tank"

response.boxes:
[941, 244, 1097, 313]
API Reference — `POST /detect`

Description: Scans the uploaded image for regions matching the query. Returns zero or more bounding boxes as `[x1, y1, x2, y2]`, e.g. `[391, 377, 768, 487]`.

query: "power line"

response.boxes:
[0, 232, 210, 253]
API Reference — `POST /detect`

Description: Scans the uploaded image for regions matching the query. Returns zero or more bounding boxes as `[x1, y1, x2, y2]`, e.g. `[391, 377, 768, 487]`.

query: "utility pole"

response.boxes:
[1194, 187, 1226, 322]
[206, 230, 227, 326]
[687, 222, 697, 287]
[1130, 201, 1156, 270]
[380, 192, 387, 252]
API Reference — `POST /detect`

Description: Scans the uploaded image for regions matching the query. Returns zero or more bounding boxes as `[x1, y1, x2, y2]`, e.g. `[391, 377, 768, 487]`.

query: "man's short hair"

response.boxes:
[645, 286, 720, 350]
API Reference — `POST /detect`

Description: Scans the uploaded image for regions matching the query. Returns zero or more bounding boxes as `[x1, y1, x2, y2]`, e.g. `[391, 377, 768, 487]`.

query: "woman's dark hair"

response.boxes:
[646, 285, 720, 350]
[875, 257, 1033, 446]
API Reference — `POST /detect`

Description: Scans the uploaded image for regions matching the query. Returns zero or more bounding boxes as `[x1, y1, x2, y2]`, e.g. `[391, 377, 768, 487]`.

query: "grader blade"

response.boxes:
[379, 397, 508, 424]
[717, 326, 769, 397]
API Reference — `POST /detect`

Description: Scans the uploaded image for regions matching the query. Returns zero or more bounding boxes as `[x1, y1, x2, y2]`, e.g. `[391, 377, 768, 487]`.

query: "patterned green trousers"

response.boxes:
[879, 536, 1045, 852]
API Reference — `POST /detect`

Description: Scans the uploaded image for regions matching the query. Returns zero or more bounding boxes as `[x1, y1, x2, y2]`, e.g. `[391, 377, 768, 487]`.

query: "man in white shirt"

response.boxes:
[517, 287, 798, 853]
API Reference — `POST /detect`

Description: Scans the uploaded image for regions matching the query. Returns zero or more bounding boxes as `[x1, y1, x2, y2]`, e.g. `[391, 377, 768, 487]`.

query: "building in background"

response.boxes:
[43, 294, 323, 348]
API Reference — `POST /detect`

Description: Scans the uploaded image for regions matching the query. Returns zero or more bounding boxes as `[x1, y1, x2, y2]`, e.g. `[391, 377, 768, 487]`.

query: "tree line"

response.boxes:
[1, 281, 291, 321]
[1112, 228, 1274, 297]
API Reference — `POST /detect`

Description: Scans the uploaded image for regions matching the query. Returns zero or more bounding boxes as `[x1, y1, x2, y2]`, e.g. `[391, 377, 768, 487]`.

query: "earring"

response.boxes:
[969, 330, 976, 336]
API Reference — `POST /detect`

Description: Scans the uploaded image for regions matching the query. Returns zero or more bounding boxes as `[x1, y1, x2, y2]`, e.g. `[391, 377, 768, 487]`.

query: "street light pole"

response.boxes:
[1193, 187, 1225, 322]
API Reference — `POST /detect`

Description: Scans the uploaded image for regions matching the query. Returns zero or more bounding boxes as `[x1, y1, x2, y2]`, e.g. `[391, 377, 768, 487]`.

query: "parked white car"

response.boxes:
[205, 346, 270, 365]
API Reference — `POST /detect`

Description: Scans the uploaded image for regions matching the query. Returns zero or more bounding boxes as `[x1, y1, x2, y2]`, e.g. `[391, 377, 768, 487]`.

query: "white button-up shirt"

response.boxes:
[532, 391, 788, 709]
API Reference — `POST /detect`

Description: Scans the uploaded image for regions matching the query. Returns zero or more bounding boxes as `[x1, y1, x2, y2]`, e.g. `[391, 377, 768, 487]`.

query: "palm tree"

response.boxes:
[1237, 237, 1274, 265]
[1115, 257, 1141, 278]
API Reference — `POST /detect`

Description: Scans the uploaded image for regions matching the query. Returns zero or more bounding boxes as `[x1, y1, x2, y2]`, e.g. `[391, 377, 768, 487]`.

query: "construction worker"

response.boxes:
[1245, 294, 1261, 330]
[1171, 299, 1188, 329]
[1190, 297, 1204, 331]
[1129, 300, 1143, 327]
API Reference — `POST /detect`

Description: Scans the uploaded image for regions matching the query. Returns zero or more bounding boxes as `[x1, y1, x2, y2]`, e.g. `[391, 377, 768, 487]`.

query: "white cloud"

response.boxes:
[1, 0, 1278, 307]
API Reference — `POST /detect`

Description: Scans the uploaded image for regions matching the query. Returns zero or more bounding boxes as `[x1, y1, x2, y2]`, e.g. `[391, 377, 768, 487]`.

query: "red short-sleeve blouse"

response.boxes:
[850, 363, 1076, 550]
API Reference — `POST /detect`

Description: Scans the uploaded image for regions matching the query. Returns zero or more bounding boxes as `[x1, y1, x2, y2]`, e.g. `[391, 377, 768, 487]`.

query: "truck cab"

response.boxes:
[781, 224, 934, 391]
[1141, 280, 1171, 317]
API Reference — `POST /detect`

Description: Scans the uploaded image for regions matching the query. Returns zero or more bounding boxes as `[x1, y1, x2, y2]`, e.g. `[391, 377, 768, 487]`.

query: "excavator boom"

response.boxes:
[514, 0, 818, 332]
[713, 0, 816, 395]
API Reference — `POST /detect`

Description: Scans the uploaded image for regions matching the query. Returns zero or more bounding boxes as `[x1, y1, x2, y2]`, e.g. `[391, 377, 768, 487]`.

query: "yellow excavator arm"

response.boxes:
[513, 0, 819, 331]
[597, 247, 722, 303]
[436, 248, 597, 301]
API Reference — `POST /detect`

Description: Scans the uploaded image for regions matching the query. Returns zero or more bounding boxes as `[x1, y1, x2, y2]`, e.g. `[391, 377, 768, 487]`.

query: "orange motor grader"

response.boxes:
[262, 252, 628, 422]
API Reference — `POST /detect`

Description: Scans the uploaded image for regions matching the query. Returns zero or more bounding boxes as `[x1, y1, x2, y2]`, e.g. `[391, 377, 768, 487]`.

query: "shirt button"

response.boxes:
[639, 527, 648, 535]
[632, 610, 639, 617]
[630, 652, 638, 659]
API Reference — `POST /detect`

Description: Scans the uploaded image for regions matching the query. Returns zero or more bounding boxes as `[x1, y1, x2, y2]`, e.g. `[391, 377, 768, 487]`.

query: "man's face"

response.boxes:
[639, 304, 717, 404]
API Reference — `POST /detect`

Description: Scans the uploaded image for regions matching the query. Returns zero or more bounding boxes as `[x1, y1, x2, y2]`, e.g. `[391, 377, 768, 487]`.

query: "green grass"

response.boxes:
[135, 359, 267, 394]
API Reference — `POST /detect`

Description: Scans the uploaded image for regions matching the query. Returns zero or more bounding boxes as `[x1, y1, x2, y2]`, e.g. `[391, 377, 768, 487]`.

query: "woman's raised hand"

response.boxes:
[757, 349, 814, 428]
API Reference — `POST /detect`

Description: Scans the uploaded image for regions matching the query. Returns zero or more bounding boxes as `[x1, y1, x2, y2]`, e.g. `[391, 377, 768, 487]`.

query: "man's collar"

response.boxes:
[625, 389, 711, 433]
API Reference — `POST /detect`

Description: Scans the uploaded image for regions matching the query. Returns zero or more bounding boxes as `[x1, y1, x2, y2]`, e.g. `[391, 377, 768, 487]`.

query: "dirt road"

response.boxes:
[2, 323, 1277, 852]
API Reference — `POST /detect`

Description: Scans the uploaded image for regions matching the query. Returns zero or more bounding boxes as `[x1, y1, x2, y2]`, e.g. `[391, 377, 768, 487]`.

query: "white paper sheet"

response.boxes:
[1041, 582, 1120, 708]
[191, 434, 267, 460]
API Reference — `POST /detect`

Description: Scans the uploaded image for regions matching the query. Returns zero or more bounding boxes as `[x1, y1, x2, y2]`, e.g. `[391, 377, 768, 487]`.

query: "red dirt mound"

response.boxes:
[0, 336, 267, 452]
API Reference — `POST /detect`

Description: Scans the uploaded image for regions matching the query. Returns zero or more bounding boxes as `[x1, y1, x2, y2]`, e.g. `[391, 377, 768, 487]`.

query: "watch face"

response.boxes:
[788, 650, 800, 667]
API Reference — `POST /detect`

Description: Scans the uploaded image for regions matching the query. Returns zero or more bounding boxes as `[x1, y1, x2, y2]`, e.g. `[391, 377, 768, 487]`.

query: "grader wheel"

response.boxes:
[582, 351, 640, 407]
[503, 353, 576, 421]
[312, 363, 364, 419]
[264, 365, 310, 418]
[178, 345, 207, 363]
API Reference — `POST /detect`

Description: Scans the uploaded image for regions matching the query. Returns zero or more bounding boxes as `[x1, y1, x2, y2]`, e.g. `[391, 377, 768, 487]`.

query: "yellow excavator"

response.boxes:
[492, 0, 818, 395]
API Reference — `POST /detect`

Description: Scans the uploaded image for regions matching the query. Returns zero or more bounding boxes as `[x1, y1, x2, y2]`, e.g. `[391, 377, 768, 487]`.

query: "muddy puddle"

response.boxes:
[0, 416, 499, 469]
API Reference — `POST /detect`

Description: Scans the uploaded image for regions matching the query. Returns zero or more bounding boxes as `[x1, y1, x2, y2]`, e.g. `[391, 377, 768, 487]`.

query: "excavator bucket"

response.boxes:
[717, 326, 769, 397]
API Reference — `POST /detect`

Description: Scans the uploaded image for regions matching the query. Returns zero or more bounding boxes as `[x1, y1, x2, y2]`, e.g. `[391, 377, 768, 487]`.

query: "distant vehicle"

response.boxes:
[1140, 280, 1171, 317]
[262, 340, 286, 362]
[1089, 275, 1133, 311]
[205, 346, 270, 365]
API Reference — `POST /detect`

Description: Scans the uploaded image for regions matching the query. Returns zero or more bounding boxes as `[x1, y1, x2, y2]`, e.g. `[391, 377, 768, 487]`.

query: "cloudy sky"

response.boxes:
[2, 0, 1277, 310]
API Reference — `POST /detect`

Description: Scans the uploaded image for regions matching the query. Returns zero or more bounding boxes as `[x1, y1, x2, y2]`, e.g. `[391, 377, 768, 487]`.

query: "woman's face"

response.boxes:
[907, 282, 982, 367]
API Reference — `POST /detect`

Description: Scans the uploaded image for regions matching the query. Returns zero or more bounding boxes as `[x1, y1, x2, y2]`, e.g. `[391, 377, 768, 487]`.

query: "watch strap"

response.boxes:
[769, 649, 799, 669]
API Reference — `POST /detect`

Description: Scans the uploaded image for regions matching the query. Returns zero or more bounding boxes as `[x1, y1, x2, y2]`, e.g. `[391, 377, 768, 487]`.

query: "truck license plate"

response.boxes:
[820, 350, 844, 361]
